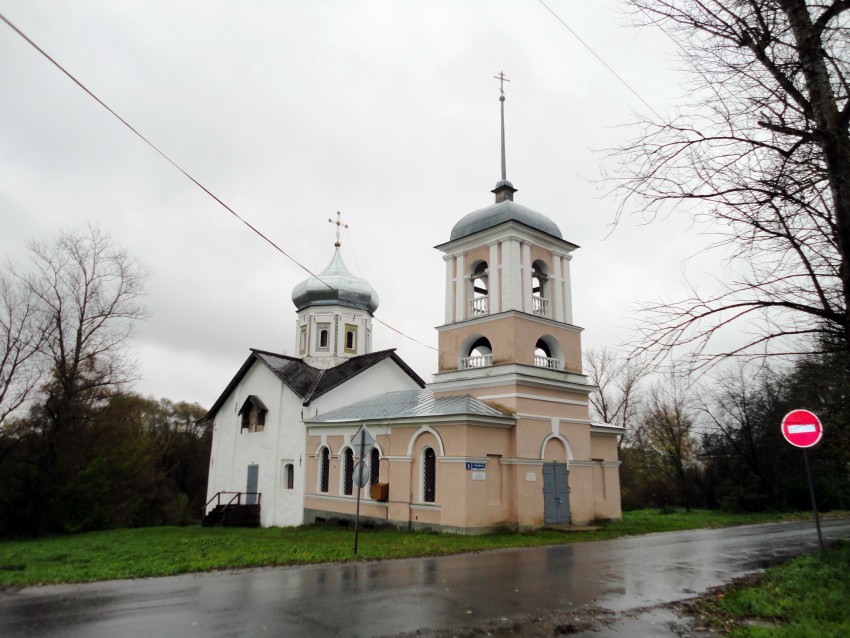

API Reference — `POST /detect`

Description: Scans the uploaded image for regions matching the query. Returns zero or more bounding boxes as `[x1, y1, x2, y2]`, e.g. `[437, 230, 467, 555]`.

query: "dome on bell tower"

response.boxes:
[292, 247, 379, 314]
[449, 195, 563, 242]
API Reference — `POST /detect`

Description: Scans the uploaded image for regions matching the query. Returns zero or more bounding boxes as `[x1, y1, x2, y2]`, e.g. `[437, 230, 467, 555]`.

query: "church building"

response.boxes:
[203, 81, 622, 531]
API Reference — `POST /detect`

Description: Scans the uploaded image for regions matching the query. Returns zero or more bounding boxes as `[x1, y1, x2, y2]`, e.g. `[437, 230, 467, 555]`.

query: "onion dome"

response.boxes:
[449, 196, 563, 242]
[292, 248, 379, 314]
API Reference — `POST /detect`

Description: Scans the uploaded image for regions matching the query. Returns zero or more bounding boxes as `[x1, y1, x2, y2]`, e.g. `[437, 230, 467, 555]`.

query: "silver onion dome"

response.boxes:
[449, 199, 563, 242]
[292, 248, 379, 314]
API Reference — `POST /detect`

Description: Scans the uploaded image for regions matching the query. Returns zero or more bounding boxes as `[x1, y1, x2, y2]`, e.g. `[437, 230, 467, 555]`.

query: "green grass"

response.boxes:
[0, 509, 834, 587]
[696, 540, 850, 638]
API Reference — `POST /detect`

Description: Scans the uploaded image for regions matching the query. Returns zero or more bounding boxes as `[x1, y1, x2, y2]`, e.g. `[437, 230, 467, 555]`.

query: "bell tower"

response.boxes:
[432, 74, 584, 381]
[428, 74, 622, 526]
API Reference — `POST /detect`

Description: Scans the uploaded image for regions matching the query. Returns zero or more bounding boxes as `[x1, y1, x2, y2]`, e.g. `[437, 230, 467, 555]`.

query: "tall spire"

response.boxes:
[492, 71, 517, 203]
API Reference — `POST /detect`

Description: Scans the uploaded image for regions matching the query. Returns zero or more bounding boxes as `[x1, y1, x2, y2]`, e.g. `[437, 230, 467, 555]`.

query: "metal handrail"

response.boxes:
[202, 491, 262, 515]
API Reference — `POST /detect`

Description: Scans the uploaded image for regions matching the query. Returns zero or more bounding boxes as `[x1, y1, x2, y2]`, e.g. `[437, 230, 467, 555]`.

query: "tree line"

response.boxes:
[0, 226, 210, 536]
[587, 345, 850, 513]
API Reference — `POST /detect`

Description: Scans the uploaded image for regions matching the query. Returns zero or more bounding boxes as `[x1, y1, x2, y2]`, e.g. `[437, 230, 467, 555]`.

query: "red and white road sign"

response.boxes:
[781, 409, 823, 448]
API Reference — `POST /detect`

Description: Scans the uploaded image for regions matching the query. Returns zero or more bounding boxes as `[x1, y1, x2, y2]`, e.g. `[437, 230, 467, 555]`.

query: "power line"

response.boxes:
[0, 11, 438, 353]
[536, 0, 664, 121]
[0, 11, 324, 286]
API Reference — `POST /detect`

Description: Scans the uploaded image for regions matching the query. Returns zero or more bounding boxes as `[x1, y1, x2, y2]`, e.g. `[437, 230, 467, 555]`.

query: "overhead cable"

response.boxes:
[0, 11, 438, 353]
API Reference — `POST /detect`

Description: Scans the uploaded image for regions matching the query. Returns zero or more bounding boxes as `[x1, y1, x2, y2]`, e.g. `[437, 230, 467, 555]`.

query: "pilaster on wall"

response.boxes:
[454, 254, 465, 322]
[444, 255, 454, 324]
[521, 242, 532, 314]
[552, 254, 564, 323]
[515, 460, 544, 528]
[562, 253, 573, 324]
[488, 242, 500, 314]
[504, 238, 523, 311]
[387, 458, 412, 524]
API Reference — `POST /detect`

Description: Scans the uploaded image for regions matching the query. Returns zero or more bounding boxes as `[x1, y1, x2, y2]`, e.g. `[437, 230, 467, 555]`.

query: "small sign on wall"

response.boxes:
[472, 471, 486, 481]
[465, 462, 486, 470]
[526, 472, 536, 482]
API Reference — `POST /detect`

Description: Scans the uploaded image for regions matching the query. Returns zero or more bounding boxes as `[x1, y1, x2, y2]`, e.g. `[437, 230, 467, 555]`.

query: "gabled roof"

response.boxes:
[305, 388, 513, 424]
[202, 348, 425, 421]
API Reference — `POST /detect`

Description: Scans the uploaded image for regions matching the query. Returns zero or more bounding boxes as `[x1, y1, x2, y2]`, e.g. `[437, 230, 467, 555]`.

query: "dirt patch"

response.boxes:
[381, 606, 618, 637]
[667, 572, 767, 637]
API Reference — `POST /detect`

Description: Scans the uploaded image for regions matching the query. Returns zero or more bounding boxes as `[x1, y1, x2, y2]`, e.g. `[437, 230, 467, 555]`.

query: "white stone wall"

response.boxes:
[205, 361, 306, 527]
[206, 355, 423, 527]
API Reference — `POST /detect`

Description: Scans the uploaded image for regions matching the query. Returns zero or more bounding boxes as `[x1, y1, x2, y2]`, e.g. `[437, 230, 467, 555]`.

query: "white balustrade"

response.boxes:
[461, 354, 492, 369]
[534, 355, 560, 369]
[470, 296, 489, 316]
[532, 296, 548, 317]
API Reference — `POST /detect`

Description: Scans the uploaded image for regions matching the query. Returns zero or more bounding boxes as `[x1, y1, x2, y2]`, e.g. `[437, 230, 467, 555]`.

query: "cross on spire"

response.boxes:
[328, 211, 348, 247]
[493, 71, 510, 95]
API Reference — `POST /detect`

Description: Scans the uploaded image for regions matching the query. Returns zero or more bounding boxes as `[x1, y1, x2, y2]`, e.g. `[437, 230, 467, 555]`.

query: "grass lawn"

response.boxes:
[0, 509, 832, 587]
[693, 540, 850, 637]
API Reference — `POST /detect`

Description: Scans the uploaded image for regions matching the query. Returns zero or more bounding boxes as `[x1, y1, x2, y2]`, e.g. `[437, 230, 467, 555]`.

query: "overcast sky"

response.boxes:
[0, 1, 721, 408]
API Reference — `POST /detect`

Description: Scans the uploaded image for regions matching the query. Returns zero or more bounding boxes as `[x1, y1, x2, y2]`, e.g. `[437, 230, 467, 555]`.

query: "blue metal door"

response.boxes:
[543, 462, 570, 524]
[246, 464, 259, 505]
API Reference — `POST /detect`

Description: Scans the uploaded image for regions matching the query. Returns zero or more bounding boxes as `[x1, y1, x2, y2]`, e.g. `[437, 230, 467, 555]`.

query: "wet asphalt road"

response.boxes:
[1, 518, 848, 637]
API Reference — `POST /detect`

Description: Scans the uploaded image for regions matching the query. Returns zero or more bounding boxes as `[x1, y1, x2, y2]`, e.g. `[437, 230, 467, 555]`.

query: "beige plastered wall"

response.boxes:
[437, 315, 582, 373]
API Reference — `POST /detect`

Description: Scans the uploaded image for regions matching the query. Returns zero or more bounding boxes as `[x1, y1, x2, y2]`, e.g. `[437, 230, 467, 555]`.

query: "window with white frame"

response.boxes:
[344, 323, 357, 354]
[283, 462, 294, 490]
[317, 322, 331, 350]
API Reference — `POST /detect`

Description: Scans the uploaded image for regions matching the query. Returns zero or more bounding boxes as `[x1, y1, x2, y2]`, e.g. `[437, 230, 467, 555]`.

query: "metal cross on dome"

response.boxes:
[328, 211, 348, 247]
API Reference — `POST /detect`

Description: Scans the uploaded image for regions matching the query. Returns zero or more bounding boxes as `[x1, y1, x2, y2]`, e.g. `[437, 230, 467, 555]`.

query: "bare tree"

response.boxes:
[0, 271, 43, 425]
[633, 373, 699, 485]
[611, 1, 850, 366]
[22, 224, 148, 533]
[699, 362, 783, 473]
[585, 346, 649, 447]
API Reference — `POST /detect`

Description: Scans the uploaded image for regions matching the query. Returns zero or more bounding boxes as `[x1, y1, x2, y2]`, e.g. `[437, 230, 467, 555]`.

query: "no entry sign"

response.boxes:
[781, 409, 823, 448]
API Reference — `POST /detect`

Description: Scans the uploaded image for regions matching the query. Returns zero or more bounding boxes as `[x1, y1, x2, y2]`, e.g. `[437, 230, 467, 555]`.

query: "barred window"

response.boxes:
[423, 447, 436, 503]
[284, 463, 294, 490]
[369, 447, 380, 485]
[319, 447, 330, 493]
[343, 448, 354, 496]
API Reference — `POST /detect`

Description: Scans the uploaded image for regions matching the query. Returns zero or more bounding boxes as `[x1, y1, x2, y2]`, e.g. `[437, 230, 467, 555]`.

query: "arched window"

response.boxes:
[534, 337, 561, 369]
[531, 261, 549, 317]
[423, 447, 436, 503]
[370, 447, 380, 486]
[319, 447, 330, 493]
[470, 261, 489, 316]
[344, 323, 357, 353]
[343, 448, 354, 496]
[318, 322, 330, 350]
[462, 336, 492, 369]
[284, 463, 294, 490]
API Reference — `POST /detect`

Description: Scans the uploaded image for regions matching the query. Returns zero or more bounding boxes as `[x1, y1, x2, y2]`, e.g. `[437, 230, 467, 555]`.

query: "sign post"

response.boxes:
[781, 409, 824, 551]
[352, 426, 375, 556]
